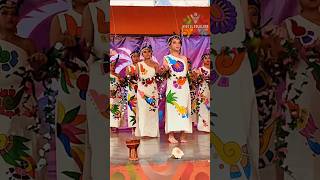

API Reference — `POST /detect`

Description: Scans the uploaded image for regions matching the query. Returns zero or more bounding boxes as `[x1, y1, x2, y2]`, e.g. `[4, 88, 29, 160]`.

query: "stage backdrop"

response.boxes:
[110, 6, 210, 36]
[111, 35, 210, 128]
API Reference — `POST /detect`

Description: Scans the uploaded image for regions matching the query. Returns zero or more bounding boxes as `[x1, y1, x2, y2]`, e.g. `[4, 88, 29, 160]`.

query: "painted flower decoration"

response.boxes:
[214, 47, 246, 87]
[211, 0, 237, 34]
[166, 90, 188, 118]
[127, 94, 137, 112]
[205, 98, 210, 110]
[0, 134, 36, 179]
[290, 19, 316, 46]
[139, 64, 148, 75]
[0, 47, 19, 72]
[172, 61, 184, 72]
[138, 90, 158, 111]
[173, 77, 187, 89]
[56, 102, 86, 171]
[76, 74, 89, 100]
[166, 56, 185, 72]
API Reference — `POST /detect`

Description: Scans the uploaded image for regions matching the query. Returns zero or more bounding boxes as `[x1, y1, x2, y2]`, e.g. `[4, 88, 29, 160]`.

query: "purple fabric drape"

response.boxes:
[260, 0, 299, 25]
[181, 36, 210, 69]
[111, 35, 210, 69]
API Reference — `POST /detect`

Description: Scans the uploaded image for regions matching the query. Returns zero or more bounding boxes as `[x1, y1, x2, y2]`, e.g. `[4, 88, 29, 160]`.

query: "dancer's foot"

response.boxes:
[168, 137, 178, 144]
[180, 133, 187, 143]
[168, 134, 178, 144]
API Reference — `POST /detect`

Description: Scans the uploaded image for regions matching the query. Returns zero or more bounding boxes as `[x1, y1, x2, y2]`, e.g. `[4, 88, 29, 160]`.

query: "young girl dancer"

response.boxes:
[50, 0, 91, 178]
[126, 49, 140, 134]
[264, 0, 320, 179]
[196, 53, 210, 133]
[135, 45, 160, 138]
[163, 35, 192, 143]
[211, 0, 259, 178]
[110, 58, 123, 131]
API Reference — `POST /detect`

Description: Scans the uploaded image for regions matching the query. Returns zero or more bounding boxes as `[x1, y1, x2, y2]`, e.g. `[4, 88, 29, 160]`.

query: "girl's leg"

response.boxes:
[168, 132, 178, 144]
[180, 132, 188, 143]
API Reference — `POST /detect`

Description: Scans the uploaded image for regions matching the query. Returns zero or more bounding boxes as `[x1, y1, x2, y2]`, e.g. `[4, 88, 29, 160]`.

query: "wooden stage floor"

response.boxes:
[110, 129, 210, 165]
[110, 129, 210, 180]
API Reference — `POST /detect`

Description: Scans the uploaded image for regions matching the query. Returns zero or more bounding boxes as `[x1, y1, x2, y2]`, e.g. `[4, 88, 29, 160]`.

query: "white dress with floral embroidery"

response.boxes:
[86, 1, 109, 179]
[135, 61, 159, 137]
[164, 55, 192, 134]
[126, 65, 138, 128]
[211, 0, 259, 179]
[110, 73, 122, 128]
[197, 66, 210, 132]
[283, 15, 320, 180]
[54, 9, 91, 179]
[0, 40, 38, 180]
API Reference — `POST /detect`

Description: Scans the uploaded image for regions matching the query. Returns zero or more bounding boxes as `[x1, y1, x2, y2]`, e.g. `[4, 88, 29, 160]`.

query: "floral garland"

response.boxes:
[32, 44, 64, 170]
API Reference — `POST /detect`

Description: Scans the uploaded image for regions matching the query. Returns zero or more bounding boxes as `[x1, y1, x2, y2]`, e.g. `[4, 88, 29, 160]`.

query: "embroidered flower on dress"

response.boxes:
[211, 0, 237, 34]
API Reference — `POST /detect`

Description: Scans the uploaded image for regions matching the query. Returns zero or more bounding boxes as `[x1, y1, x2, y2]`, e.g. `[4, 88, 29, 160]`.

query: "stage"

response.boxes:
[110, 129, 210, 180]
